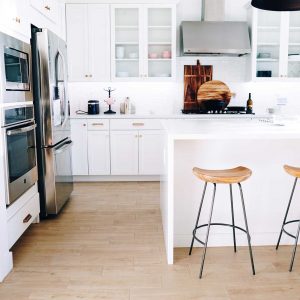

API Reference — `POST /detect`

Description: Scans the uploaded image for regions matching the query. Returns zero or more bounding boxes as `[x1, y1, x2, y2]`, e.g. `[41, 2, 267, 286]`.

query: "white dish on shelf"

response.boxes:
[117, 71, 129, 77]
[289, 54, 300, 61]
[128, 52, 138, 59]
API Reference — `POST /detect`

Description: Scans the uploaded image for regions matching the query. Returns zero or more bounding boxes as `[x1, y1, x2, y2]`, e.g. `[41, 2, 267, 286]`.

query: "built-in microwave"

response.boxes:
[4, 47, 30, 91]
[0, 32, 32, 104]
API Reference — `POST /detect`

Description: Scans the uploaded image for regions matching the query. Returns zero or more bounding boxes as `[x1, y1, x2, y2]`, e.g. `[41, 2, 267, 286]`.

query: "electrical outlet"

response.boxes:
[277, 97, 288, 106]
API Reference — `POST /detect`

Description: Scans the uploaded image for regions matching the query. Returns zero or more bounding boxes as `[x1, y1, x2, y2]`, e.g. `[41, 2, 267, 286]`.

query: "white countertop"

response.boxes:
[161, 118, 300, 139]
[70, 113, 271, 120]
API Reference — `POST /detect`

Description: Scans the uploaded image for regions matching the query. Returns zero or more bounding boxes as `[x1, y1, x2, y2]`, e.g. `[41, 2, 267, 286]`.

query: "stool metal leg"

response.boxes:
[230, 184, 237, 253]
[189, 182, 207, 255]
[238, 183, 256, 276]
[289, 220, 300, 272]
[276, 178, 298, 250]
[199, 183, 217, 279]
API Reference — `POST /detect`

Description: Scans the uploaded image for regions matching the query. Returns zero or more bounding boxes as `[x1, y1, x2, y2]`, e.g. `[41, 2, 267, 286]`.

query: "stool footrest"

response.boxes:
[192, 222, 249, 246]
[282, 219, 300, 240]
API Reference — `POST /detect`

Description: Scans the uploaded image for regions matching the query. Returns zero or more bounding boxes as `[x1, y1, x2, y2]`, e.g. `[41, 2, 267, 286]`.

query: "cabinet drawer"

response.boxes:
[110, 119, 162, 130]
[87, 119, 109, 130]
[7, 193, 40, 249]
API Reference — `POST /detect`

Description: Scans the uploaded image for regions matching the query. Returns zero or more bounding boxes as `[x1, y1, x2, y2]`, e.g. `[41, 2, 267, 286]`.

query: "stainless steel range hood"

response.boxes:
[182, 21, 251, 56]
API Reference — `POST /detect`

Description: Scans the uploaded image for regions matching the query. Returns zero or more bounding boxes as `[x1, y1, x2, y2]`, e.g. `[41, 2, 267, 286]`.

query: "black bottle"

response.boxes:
[246, 93, 253, 114]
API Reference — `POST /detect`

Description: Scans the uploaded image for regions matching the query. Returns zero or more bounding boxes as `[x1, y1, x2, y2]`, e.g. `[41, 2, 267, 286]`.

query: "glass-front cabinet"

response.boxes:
[251, 8, 300, 80]
[111, 4, 176, 81]
[288, 11, 300, 78]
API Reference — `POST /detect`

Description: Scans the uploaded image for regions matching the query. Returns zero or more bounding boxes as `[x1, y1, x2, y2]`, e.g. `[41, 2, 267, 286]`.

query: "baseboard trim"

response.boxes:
[73, 175, 160, 182]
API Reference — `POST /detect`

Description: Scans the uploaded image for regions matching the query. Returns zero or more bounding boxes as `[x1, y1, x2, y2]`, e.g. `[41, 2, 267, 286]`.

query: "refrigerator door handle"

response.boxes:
[54, 140, 73, 155]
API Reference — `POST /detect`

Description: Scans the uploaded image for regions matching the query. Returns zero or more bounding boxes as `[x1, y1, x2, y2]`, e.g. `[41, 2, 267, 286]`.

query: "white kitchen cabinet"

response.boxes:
[139, 130, 163, 175]
[250, 8, 300, 80]
[6, 185, 40, 249]
[30, 0, 59, 24]
[0, 0, 30, 40]
[71, 119, 88, 175]
[110, 131, 139, 175]
[88, 131, 110, 176]
[111, 4, 176, 81]
[66, 4, 110, 82]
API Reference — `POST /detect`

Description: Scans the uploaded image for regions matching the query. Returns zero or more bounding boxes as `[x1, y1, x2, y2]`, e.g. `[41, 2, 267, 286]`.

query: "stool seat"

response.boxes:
[284, 165, 300, 178]
[193, 166, 252, 184]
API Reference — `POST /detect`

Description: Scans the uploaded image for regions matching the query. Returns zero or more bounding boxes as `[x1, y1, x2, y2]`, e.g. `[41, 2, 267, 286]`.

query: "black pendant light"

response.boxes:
[251, 0, 300, 11]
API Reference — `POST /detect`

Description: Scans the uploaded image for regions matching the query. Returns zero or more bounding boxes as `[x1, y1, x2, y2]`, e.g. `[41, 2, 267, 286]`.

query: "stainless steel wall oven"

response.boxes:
[2, 105, 38, 205]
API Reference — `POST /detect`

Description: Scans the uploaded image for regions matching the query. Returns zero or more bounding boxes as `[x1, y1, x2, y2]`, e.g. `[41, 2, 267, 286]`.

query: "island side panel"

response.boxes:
[160, 135, 175, 264]
[173, 139, 300, 248]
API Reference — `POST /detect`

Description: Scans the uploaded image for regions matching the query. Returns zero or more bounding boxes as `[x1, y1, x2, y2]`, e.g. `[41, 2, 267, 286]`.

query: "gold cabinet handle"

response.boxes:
[45, 5, 51, 10]
[23, 214, 32, 223]
[13, 17, 21, 23]
[132, 123, 144, 126]
[92, 123, 104, 126]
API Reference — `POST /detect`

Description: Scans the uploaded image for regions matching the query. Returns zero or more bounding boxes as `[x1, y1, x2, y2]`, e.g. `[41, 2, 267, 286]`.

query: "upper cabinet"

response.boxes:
[111, 4, 176, 81]
[0, 0, 30, 40]
[250, 8, 300, 80]
[30, 0, 59, 24]
[66, 4, 111, 82]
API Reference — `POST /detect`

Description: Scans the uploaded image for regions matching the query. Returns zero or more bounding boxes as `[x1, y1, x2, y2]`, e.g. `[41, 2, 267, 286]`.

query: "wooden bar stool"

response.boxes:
[190, 166, 255, 279]
[276, 165, 300, 272]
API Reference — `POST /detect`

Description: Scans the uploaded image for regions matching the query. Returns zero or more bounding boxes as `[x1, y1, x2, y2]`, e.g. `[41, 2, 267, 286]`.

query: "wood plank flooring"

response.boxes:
[1, 182, 300, 299]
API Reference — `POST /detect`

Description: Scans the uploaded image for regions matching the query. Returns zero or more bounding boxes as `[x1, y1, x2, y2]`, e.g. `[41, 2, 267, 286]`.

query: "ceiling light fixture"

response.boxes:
[251, 0, 300, 11]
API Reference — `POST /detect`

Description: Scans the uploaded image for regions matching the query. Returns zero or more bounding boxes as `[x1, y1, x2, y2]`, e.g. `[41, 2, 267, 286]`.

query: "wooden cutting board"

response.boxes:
[183, 60, 213, 112]
[197, 80, 231, 105]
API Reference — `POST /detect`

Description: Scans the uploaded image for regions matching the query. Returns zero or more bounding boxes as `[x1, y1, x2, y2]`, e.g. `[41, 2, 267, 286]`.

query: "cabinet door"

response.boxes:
[111, 5, 143, 81]
[287, 11, 300, 78]
[145, 5, 176, 80]
[0, 0, 30, 39]
[88, 4, 110, 81]
[138, 130, 163, 175]
[70, 120, 88, 175]
[66, 4, 89, 81]
[111, 131, 139, 175]
[88, 131, 110, 175]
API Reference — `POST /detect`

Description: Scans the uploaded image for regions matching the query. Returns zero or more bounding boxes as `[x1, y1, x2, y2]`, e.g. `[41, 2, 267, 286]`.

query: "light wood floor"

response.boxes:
[1, 182, 300, 299]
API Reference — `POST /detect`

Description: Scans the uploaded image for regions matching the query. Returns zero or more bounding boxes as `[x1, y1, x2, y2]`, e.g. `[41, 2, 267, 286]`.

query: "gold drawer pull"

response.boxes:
[14, 17, 21, 23]
[92, 123, 104, 126]
[45, 5, 51, 10]
[23, 214, 32, 223]
[132, 123, 144, 126]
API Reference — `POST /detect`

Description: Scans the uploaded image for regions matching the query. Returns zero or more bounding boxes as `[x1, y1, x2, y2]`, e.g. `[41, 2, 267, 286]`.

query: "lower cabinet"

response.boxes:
[110, 131, 139, 175]
[88, 131, 110, 175]
[7, 185, 40, 249]
[71, 118, 163, 177]
[139, 131, 163, 175]
[71, 119, 88, 175]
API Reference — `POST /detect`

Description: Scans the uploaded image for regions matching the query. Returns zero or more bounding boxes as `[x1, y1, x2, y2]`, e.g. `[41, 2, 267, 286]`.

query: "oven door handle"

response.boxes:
[7, 124, 36, 136]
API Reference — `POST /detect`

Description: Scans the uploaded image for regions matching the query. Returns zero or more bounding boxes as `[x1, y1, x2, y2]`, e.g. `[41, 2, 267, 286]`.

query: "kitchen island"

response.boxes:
[160, 118, 300, 264]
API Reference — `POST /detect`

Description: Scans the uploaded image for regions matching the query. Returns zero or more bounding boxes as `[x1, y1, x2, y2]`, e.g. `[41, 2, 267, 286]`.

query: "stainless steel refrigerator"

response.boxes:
[31, 28, 73, 217]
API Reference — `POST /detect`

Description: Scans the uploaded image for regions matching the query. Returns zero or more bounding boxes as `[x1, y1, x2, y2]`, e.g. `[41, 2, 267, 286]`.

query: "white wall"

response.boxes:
[68, 0, 300, 116]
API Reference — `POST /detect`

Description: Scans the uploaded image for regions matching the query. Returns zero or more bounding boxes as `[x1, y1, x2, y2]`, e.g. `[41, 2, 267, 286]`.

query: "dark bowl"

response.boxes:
[200, 100, 228, 112]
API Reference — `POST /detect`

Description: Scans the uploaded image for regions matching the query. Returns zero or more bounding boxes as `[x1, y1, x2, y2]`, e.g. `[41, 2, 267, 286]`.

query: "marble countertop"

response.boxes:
[161, 118, 300, 140]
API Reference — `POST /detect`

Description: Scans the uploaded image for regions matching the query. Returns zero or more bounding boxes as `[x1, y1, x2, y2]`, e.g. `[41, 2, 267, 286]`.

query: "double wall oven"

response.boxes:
[0, 32, 38, 206]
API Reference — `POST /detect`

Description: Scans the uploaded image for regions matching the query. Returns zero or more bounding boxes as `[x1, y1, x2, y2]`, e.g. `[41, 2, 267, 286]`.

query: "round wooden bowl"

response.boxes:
[197, 80, 231, 111]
